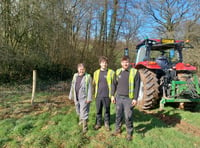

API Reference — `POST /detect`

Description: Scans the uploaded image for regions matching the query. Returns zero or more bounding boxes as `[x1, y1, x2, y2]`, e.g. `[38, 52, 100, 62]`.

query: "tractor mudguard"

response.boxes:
[174, 63, 197, 71]
[135, 61, 161, 69]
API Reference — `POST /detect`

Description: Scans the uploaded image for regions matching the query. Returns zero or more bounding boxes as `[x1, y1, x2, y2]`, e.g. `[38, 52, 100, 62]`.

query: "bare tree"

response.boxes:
[140, 0, 196, 38]
[0, 0, 146, 80]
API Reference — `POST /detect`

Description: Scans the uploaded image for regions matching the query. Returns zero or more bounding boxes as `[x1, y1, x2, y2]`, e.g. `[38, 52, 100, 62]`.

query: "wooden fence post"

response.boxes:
[31, 70, 36, 104]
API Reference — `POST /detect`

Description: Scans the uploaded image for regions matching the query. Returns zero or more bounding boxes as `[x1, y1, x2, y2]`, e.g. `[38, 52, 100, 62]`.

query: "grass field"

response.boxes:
[0, 85, 200, 148]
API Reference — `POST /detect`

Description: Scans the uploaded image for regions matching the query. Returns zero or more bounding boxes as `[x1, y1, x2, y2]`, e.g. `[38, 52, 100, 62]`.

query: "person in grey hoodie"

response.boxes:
[69, 63, 92, 133]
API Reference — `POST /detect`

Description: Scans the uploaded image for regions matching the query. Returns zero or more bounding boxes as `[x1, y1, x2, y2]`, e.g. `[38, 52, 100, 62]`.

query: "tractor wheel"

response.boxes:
[137, 68, 160, 110]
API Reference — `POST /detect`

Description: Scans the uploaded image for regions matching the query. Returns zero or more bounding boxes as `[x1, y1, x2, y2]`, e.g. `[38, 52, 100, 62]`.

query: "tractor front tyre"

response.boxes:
[137, 68, 160, 110]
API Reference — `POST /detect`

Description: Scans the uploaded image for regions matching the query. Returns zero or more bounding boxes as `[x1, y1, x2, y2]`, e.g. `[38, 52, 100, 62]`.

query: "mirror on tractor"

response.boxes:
[124, 48, 129, 57]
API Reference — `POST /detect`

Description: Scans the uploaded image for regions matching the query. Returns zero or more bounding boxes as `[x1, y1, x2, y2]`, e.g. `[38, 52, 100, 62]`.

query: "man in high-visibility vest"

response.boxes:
[69, 63, 92, 133]
[93, 56, 115, 131]
[111, 56, 140, 141]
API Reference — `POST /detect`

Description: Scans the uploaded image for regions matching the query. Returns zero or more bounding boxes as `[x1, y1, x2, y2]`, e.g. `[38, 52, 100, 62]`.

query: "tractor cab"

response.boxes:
[135, 39, 187, 70]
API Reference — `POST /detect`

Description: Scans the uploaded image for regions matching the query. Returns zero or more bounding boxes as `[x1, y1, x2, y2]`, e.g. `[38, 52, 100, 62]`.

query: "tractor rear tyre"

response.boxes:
[137, 68, 160, 110]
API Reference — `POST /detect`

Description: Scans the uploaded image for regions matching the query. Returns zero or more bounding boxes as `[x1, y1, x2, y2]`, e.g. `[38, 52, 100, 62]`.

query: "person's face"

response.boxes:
[77, 66, 85, 76]
[121, 60, 130, 70]
[100, 60, 108, 70]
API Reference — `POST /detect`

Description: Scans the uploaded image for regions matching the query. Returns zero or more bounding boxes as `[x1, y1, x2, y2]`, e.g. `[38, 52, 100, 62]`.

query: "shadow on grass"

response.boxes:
[110, 113, 116, 126]
[134, 109, 182, 137]
[0, 138, 12, 147]
[194, 103, 200, 112]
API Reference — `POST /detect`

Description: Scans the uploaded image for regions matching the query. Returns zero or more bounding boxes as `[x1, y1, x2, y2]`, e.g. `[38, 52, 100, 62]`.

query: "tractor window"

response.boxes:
[171, 50, 180, 63]
[136, 46, 147, 64]
[151, 49, 179, 66]
[170, 49, 175, 58]
[150, 51, 161, 60]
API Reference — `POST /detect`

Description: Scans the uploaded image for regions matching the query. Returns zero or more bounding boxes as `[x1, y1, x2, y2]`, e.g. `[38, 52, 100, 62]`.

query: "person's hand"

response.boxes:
[111, 96, 116, 104]
[132, 100, 137, 106]
[86, 100, 91, 104]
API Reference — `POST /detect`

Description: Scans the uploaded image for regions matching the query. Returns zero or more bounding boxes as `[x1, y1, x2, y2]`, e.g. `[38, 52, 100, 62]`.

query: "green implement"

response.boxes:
[160, 74, 200, 110]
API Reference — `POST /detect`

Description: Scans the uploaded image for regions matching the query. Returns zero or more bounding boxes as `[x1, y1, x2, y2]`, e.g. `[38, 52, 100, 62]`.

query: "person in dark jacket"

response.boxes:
[111, 56, 140, 141]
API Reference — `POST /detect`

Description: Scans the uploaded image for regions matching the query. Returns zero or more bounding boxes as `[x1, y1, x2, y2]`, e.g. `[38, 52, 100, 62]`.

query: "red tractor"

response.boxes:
[134, 39, 200, 110]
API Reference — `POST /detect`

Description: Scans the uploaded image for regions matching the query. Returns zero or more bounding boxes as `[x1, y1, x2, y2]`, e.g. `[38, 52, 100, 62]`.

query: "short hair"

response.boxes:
[99, 56, 108, 64]
[77, 63, 85, 69]
[121, 56, 130, 62]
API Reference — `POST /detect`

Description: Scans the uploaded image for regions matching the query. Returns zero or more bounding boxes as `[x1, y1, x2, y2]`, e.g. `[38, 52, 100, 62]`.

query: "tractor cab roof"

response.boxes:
[136, 39, 184, 51]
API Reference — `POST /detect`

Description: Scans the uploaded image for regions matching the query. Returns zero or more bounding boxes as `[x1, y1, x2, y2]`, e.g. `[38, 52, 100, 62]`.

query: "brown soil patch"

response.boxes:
[91, 131, 113, 147]
[144, 111, 200, 137]
[0, 95, 74, 120]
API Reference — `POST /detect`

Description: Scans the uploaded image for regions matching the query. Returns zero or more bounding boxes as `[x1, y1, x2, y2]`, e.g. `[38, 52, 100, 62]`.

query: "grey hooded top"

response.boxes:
[69, 73, 92, 103]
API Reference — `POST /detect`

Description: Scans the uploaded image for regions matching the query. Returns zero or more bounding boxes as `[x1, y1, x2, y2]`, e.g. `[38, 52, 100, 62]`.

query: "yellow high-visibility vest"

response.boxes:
[93, 69, 115, 98]
[116, 68, 137, 99]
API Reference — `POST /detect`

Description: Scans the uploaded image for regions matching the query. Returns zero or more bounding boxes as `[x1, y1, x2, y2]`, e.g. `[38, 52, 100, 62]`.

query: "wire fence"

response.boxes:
[0, 80, 71, 99]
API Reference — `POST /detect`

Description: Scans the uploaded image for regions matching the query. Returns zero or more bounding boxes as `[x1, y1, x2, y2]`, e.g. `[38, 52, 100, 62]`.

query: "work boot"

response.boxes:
[111, 129, 122, 136]
[94, 124, 101, 130]
[82, 120, 88, 133]
[105, 123, 111, 131]
[126, 134, 132, 141]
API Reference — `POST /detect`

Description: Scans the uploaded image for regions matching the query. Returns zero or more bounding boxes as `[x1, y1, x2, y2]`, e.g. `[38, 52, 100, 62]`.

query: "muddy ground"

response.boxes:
[143, 110, 200, 137]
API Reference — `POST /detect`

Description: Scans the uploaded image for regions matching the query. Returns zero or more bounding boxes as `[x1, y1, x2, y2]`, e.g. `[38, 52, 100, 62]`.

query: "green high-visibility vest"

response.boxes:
[116, 68, 137, 99]
[93, 69, 115, 98]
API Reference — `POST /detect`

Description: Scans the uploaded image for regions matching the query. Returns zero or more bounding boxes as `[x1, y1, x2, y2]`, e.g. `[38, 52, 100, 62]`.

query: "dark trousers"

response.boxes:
[115, 96, 133, 135]
[95, 97, 111, 125]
